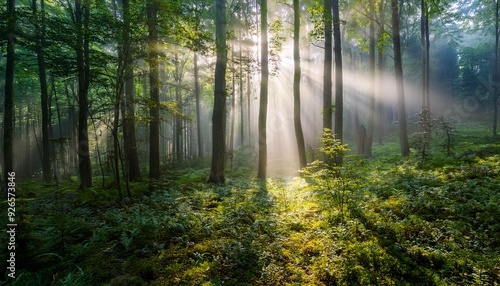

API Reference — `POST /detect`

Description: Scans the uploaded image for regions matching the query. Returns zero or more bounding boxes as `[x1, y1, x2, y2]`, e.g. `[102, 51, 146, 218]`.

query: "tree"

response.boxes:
[377, 0, 387, 144]
[3, 0, 16, 188]
[194, 51, 203, 157]
[32, 0, 52, 181]
[421, 0, 429, 108]
[147, 0, 160, 180]
[365, 0, 376, 157]
[75, 0, 93, 189]
[122, 0, 141, 182]
[420, 0, 432, 137]
[209, 0, 228, 184]
[333, 0, 344, 148]
[294, 0, 307, 169]
[494, 0, 499, 135]
[257, 0, 269, 180]
[391, 0, 410, 156]
[323, 0, 333, 130]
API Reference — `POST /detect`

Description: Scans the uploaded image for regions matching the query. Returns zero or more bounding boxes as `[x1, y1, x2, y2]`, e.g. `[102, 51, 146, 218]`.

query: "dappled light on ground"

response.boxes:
[5, 123, 500, 285]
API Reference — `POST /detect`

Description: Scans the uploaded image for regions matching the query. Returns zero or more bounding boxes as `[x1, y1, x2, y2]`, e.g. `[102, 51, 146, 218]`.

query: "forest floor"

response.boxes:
[2, 122, 500, 285]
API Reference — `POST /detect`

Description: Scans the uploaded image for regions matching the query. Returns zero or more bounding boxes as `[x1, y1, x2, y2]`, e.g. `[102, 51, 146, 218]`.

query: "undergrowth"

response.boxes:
[1, 122, 499, 285]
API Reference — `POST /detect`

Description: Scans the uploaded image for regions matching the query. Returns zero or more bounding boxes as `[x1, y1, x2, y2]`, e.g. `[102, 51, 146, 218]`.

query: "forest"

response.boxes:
[1, 0, 500, 285]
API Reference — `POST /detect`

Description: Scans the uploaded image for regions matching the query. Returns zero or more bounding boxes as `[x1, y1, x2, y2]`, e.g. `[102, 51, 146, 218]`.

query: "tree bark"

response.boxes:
[257, 0, 269, 180]
[209, 0, 228, 184]
[230, 45, 236, 169]
[333, 0, 344, 165]
[174, 52, 183, 162]
[122, 0, 141, 182]
[323, 0, 333, 130]
[421, 0, 431, 134]
[147, 0, 160, 179]
[493, 0, 499, 135]
[365, 0, 376, 157]
[75, 0, 93, 189]
[194, 52, 203, 157]
[3, 0, 15, 187]
[377, 0, 385, 144]
[33, 0, 52, 181]
[391, 0, 410, 156]
[239, 26, 244, 147]
[294, 0, 307, 168]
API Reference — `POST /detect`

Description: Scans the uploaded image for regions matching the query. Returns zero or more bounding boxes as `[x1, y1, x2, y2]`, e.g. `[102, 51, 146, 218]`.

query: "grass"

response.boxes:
[1, 121, 500, 285]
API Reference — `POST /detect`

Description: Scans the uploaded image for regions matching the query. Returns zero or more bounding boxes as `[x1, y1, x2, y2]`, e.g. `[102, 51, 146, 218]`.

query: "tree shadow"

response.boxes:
[348, 203, 445, 285]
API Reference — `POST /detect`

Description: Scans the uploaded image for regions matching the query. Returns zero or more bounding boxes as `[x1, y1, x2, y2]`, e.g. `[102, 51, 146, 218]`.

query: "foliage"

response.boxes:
[301, 129, 362, 223]
[410, 109, 458, 167]
[2, 98, 500, 286]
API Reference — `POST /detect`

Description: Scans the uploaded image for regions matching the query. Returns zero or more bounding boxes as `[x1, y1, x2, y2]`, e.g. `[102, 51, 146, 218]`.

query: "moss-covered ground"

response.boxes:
[1, 122, 500, 285]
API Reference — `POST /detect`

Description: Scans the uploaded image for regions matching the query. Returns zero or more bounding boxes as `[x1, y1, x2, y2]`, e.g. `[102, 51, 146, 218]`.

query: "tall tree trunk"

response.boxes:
[25, 100, 31, 177]
[112, 0, 123, 198]
[391, 0, 410, 156]
[122, 0, 141, 182]
[33, 0, 52, 181]
[333, 0, 344, 165]
[323, 0, 333, 130]
[147, 0, 160, 179]
[112, 97, 123, 200]
[209, 0, 228, 184]
[377, 0, 385, 144]
[230, 45, 236, 169]
[174, 52, 183, 162]
[421, 0, 431, 134]
[194, 52, 203, 157]
[365, 0, 376, 157]
[257, 0, 269, 180]
[247, 51, 252, 145]
[239, 30, 244, 148]
[493, 0, 499, 136]
[3, 0, 15, 187]
[75, 0, 93, 189]
[66, 84, 77, 169]
[294, 0, 307, 168]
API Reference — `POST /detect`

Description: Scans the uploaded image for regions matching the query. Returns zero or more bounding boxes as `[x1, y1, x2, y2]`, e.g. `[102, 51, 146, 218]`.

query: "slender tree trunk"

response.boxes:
[209, 0, 228, 184]
[239, 32, 244, 148]
[333, 0, 344, 165]
[421, 0, 427, 109]
[33, 0, 52, 181]
[391, 0, 410, 156]
[25, 100, 31, 177]
[52, 76, 63, 138]
[365, 0, 376, 157]
[230, 45, 236, 169]
[293, 0, 307, 168]
[147, 0, 160, 179]
[123, 76, 141, 182]
[66, 84, 77, 169]
[493, 0, 499, 135]
[247, 51, 252, 145]
[377, 0, 385, 144]
[122, 0, 141, 182]
[112, 0, 124, 198]
[257, 0, 269, 179]
[112, 99, 123, 200]
[75, 0, 93, 189]
[194, 52, 203, 157]
[421, 0, 431, 134]
[174, 52, 183, 162]
[323, 0, 333, 131]
[3, 0, 16, 187]
[425, 5, 430, 113]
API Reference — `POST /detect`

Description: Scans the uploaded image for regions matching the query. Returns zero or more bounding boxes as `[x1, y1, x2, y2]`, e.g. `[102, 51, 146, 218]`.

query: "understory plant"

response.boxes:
[301, 129, 361, 223]
[411, 108, 457, 167]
